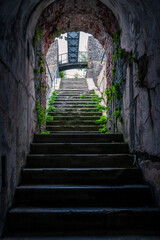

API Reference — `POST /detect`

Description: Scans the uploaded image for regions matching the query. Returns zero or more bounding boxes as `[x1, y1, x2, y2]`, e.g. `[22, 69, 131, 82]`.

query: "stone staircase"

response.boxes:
[3, 78, 160, 238]
[46, 78, 101, 132]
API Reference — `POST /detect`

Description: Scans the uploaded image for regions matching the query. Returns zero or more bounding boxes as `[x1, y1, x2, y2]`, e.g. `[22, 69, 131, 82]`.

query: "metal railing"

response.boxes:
[45, 60, 60, 101]
[45, 60, 59, 89]
[58, 51, 88, 65]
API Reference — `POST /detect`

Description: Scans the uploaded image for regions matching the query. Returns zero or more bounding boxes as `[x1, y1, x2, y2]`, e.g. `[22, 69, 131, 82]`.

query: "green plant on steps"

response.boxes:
[48, 91, 58, 105]
[80, 94, 87, 99]
[82, 108, 89, 112]
[90, 93, 107, 113]
[46, 115, 54, 121]
[96, 104, 109, 112]
[47, 105, 56, 113]
[60, 71, 66, 79]
[36, 101, 46, 126]
[96, 116, 110, 134]
[41, 131, 51, 134]
[91, 93, 103, 104]
[46, 91, 58, 120]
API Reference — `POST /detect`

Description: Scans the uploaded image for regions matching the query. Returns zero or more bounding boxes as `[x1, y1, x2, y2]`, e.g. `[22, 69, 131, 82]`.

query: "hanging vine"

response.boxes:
[33, 27, 48, 132]
[103, 31, 125, 132]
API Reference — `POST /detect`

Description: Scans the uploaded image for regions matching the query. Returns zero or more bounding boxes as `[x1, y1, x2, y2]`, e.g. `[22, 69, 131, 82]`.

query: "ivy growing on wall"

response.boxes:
[104, 30, 147, 133]
[36, 101, 46, 126]
[104, 31, 125, 131]
[33, 28, 43, 48]
[33, 27, 48, 133]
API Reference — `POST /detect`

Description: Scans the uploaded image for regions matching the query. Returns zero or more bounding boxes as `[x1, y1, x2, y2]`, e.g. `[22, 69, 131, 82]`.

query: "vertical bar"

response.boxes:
[54, 74, 55, 90]
[56, 67, 58, 84]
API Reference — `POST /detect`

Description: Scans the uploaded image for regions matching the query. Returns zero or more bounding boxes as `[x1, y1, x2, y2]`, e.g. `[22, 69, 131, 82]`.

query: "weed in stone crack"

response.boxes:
[41, 131, 50, 134]
[33, 28, 43, 48]
[96, 116, 111, 134]
[46, 115, 54, 121]
[47, 106, 56, 113]
[96, 104, 109, 112]
[36, 101, 46, 126]
[82, 108, 89, 112]
[80, 94, 87, 99]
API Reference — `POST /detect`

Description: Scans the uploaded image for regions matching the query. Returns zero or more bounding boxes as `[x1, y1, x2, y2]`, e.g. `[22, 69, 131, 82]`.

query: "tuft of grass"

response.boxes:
[46, 115, 54, 121]
[80, 94, 87, 99]
[96, 116, 110, 134]
[41, 131, 50, 134]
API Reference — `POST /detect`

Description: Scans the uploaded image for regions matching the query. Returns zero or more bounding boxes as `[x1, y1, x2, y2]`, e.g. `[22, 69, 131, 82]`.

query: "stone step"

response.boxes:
[61, 80, 87, 82]
[26, 154, 134, 168]
[55, 100, 94, 104]
[54, 103, 96, 107]
[13, 185, 154, 208]
[57, 92, 91, 99]
[58, 94, 90, 97]
[60, 86, 88, 88]
[61, 81, 87, 83]
[33, 133, 124, 143]
[21, 168, 144, 186]
[61, 88, 89, 91]
[46, 126, 100, 132]
[5, 207, 160, 237]
[30, 143, 130, 154]
[46, 121, 98, 126]
[60, 89, 89, 91]
[57, 90, 90, 94]
[49, 131, 101, 133]
[61, 82, 87, 85]
[56, 98, 92, 101]
[54, 105, 98, 109]
[61, 79, 87, 81]
[55, 99, 95, 102]
[3, 236, 160, 240]
[60, 85, 88, 88]
[48, 112, 102, 116]
[54, 108, 101, 112]
[48, 116, 101, 121]
[61, 82, 87, 84]
[60, 84, 88, 87]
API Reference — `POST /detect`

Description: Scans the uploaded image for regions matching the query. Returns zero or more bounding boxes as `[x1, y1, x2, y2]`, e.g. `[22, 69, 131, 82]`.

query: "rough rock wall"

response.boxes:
[0, 5, 36, 227]
[87, 36, 105, 83]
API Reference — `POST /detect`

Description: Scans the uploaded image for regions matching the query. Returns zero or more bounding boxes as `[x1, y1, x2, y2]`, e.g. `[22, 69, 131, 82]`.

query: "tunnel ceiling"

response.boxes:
[0, 0, 159, 58]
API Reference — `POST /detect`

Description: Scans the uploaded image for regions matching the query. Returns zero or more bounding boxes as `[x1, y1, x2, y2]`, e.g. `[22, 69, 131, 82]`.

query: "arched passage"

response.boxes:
[32, 0, 120, 129]
[0, 0, 160, 227]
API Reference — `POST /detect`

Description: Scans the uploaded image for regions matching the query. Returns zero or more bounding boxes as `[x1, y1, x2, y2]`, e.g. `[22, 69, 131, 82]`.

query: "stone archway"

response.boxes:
[32, 0, 120, 136]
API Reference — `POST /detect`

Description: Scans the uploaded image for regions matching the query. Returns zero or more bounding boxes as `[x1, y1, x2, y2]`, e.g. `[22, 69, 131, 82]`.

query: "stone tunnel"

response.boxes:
[0, 0, 160, 237]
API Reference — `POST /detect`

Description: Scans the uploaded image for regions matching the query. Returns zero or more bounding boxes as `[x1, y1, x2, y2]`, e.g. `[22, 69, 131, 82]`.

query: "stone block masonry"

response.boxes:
[87, 36, 105, 84]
